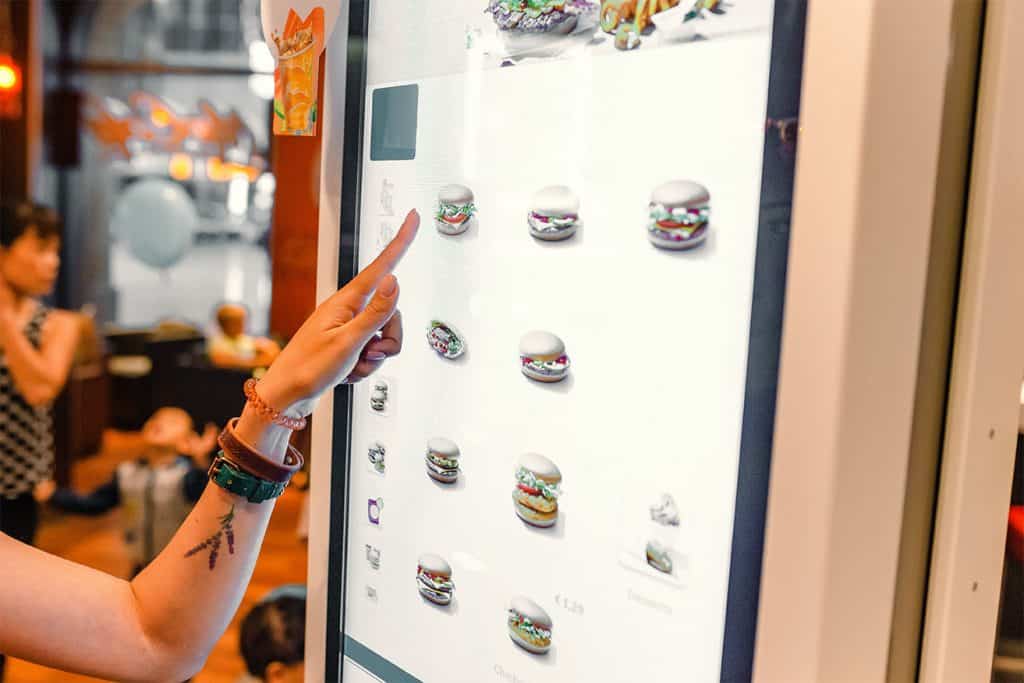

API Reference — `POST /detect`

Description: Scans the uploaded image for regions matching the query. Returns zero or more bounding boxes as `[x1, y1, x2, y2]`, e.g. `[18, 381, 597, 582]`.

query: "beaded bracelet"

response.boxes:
[244, 378, 307, 431]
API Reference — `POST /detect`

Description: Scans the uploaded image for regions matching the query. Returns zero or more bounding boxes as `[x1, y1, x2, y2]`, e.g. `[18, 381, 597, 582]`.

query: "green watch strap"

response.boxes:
[209, 456, 287, 504]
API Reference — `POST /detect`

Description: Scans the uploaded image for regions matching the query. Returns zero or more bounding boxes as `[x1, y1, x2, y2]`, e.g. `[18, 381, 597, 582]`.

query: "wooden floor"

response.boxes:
[6, 430, 309, 683]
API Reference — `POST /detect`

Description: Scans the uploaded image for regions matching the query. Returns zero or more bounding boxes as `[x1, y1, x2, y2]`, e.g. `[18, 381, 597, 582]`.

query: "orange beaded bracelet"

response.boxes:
[243, 378, 307, 431]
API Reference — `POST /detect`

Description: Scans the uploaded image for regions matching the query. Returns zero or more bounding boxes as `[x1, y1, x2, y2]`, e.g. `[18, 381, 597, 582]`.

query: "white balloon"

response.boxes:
[110, 178, 198, 270]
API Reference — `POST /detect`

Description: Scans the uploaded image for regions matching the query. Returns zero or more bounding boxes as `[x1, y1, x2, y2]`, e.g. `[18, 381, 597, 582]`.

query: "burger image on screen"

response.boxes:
[416, 553, 455, 606]
[650, 493, 680, 526]
[513, 453, 562, 528]
[527, 185, 580, 242]
[647, 180, 710, 250]
[507, 596, 553, 654]
[435, 184, 477, 236]
[426, 437, 461, 484]
[426, 320, 466, 359]
[487, 1, 598, 55]
[519, 330, 570, 383]
[645, 539, 673, 574]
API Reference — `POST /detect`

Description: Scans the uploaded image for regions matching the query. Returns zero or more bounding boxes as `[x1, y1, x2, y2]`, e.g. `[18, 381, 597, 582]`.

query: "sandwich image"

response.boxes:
[435, 184, 477, 236]
[416, 553, 455, 606]
[513, 453, 562, 528]
[367, 442, 385, 474]
[645, 539, 673, 574]
[650, 493, 680, 526]
[426, 437, 461, 484]
[527, 185, 580, 241]
[647, 180, 710, 250]
[426, 320, 466, 359]
[487, 1, 598, 56]
[507, 596, 553, 654]
[519, 330, 570, 383]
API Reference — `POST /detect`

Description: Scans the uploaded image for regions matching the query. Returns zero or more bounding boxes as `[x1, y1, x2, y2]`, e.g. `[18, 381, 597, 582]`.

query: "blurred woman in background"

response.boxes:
[0, 202, 78, 546]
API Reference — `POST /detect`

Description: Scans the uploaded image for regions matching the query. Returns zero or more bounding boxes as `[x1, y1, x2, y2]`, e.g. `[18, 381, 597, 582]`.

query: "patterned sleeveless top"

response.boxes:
[0, 304, 54, 499]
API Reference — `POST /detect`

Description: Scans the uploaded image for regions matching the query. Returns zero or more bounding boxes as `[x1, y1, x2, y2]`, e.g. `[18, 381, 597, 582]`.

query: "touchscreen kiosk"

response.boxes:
[326, 1, 807, 680]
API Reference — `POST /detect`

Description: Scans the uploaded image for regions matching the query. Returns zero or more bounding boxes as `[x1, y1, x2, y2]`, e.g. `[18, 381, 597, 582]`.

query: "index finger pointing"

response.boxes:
[349, 209, 420, 297]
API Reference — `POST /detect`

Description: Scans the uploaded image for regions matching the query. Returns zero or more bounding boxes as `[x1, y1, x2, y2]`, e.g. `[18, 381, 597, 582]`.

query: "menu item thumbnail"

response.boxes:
[368, 442, 386, 474]
[519, 331, 571, 383]
[370, 379, 388, 412]
[426, 438, 461, 484]
[435, 184, 477, 236]
[645, 539, 674, 574]
[528, 185, 580, 242]
[426, 320, 466, 359]
[650, 493, 680, 526]
[648, 180, 710, 250]
[416, 553, 455, 606]
[513, 453, 562, 528]
[507, 596, 553, 654]
[487, 1, 599, 56]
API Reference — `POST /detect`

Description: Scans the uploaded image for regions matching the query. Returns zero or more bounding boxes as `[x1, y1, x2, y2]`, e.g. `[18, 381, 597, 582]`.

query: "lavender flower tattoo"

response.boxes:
[185, 506, 236, 570]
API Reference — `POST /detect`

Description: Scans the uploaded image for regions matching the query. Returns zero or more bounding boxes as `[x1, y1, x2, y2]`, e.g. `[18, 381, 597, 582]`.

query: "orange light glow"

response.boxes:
[168, 154, 194, 181]
[206, 156, 260, 183]
[150, 109, 171, 127]
[0, 65, 16, 90]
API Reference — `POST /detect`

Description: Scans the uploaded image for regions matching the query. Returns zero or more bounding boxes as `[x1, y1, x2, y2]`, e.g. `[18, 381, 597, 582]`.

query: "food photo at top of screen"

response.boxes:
[600, 0, 730, 50]
[485, 0, 600, 59]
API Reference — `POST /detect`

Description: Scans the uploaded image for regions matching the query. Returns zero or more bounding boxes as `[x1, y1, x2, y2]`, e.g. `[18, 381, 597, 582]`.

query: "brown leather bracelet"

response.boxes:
[217, 418, 304, 484]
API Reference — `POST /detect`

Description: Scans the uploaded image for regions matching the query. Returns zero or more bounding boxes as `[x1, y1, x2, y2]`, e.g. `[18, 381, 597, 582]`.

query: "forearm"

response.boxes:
[129, 404, 292, 675]
[0, 322, 63, 404]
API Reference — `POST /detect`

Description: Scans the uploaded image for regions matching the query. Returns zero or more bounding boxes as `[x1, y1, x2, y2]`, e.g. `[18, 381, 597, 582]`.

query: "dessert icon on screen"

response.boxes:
[519, 330, 570, 383]
[435, 184, 477, 236]
[528, 185, 580, 241]
[416, 553, 455, 606]
[507, 596, 553, 655]
[645, 539, 674, 574]
[426, 437, 461, 484]
[513, 453, 562, 528]
[426, 320, 466, 359]
[367, 442, 386, 474]
[647, 180, 710, 250]
[650, 493, 680, 526]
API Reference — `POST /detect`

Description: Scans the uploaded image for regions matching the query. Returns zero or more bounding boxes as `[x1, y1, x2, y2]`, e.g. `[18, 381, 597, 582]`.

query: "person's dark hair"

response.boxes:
[239, 592, 306, 678]
[0, 200, 62, 247]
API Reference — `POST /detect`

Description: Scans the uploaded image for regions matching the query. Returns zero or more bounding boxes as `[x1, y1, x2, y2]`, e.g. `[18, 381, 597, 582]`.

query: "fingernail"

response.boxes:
[366, 351, 387, 361]
[409, 208, 419, 219]
[378, 275, 397, 296]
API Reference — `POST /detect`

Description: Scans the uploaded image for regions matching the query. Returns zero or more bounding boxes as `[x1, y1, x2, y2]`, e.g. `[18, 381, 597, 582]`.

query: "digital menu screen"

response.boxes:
[329, 1, 806, 680]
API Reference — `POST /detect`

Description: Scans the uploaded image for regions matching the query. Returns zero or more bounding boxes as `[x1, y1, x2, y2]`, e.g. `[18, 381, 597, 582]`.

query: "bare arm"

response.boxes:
[0, 209, 419, 682]
[0, 308, 78, 406]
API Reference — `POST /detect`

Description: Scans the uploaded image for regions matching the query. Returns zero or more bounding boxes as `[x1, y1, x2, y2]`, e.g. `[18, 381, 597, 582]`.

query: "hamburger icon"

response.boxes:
[519, 330, 570, 383]
[426, 320, 466, 359]
[416, 553, 455, 606]
[647, 180, 710, 250]
[435, 184, 476, 236]
[513, 453, 562, 528]
[507, 596, 553, 655]
[528, 185, 580, 242]
[426, 437, 461, 484]
[645, 539, 673, 574]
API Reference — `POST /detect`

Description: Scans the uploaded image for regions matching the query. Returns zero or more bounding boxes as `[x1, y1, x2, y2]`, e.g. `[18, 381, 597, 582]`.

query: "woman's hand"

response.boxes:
[258, 209, 419, 417]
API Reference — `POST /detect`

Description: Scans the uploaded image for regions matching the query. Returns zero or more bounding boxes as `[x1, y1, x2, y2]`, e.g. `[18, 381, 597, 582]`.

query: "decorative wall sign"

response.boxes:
[261, 1, 341, 136]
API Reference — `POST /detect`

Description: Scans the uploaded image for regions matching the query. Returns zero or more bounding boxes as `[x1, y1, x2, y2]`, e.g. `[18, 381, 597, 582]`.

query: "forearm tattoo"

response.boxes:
[184, 505, 236, 570]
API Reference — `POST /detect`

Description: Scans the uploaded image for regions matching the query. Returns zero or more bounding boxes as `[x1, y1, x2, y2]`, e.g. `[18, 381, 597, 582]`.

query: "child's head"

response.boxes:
[0, 201, 61, 298]
[141, 407, 195, 455]
[240, 586, 306, 682]
[216, 303, 248, 338]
